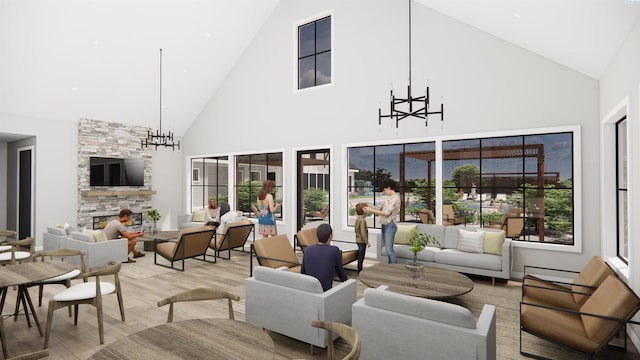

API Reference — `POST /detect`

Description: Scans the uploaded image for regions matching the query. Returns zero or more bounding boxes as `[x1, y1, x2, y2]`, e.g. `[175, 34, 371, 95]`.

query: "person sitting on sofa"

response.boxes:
[103, 208, 145, 263]
[301, 224, 348, 291]
[204, 198, 221, 227]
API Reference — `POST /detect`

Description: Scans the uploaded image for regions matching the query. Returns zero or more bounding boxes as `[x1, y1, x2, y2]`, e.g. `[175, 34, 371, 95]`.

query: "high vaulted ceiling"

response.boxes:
[1, 0, 639, 140]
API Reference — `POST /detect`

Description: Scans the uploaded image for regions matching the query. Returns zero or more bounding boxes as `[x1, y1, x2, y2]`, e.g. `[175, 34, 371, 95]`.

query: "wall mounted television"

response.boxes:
[89, 157, 145, 186]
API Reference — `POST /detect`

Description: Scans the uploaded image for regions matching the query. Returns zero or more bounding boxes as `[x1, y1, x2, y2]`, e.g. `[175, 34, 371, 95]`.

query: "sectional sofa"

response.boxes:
[379, 223, 512, 283]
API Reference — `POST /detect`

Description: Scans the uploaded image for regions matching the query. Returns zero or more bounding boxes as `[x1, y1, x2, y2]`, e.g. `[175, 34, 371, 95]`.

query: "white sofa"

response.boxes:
[178, 212, 205, 229]
[380, 223, 511, 282]
[353, 285, 496, 360]
[245, 266, 357, 348]
[65, 231, 128, 269]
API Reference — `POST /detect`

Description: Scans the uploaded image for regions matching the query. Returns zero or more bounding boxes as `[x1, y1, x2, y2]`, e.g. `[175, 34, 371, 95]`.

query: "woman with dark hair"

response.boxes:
[364, 179, 401, 263]
[257, 180, 280, 237]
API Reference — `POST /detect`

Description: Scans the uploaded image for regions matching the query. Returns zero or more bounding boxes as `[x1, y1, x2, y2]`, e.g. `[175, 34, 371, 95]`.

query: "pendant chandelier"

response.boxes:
[141, 48, 180, 150]
[378, 0, 445, 129]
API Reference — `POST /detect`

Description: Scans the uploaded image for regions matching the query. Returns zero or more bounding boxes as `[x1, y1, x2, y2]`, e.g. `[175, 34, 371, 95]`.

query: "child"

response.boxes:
[354, 202, 371, 273]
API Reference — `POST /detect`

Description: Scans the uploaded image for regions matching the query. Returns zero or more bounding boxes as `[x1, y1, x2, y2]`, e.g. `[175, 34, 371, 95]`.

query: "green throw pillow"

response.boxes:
[192, 210, 207, 222]
[85, 229, 108, 242]
[394, 224, 417, 245]
[478, 230, 505, 255]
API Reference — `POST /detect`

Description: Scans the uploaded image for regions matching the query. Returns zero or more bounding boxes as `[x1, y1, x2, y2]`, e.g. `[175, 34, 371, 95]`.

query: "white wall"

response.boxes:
[0, 113, 77, 248]
[183, 0, 600, 274]
[151, 145, 183, 230]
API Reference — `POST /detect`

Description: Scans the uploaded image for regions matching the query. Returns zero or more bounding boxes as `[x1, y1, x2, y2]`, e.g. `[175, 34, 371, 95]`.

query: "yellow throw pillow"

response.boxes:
[478, 229, 505, 255]
[394, 224, 417, 245]
[85, 229, 108, 242]
[192, 210, 207, 222]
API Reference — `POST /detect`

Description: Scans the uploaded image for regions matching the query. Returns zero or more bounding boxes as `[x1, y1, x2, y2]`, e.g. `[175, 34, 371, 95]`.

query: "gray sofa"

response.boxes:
[178, 212, 205, 229]
[353, 285, 496, 360]
[65, 231, 128, 269]
[379, 223, 511, 282]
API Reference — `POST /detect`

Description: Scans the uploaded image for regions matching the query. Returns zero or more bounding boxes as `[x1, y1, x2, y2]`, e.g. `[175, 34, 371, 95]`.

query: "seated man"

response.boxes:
[102, 208, 145, 263]
[301, 224, 348, 291]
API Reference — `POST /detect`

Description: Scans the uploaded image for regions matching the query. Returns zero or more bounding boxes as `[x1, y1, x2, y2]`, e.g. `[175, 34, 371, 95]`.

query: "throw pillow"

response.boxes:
[192, 209, 207, 222]
[394, 224, 417, 245]
[478, 230, 505, 255]
[85, 229, 108, 242]
[457, 229, 484, 254]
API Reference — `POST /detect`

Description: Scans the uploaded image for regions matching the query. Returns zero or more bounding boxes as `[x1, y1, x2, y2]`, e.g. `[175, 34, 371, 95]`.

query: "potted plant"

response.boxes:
[406, 228, 437, 279]
[147, 209, 161, 234]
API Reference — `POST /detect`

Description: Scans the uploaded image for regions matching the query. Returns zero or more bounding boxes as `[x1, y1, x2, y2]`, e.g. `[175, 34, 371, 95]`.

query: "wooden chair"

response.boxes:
[486, 207, 525, 238]
[311, 320, 361, 360]
[417, 209, 436, 224]
[0, 237, 34, 265]
[250, 234, 301, 276]
[442, 205, 464, 226]
[208, 221, 254, 260]
[43, 261, 125, 348]
[0, 230, 17, 244]
[0, 316, 50, 360]
[157, 287, 240, 323]
[154, 226, 217, 271]
[522, 256, 615, 310]
[520, 274, 640, 359]
[296, 228, 359, 267]
[309, 204, 330, 220]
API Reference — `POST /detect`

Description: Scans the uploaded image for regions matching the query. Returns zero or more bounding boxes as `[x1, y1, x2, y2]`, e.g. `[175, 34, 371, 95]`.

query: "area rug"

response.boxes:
[118, 252, 209, 280]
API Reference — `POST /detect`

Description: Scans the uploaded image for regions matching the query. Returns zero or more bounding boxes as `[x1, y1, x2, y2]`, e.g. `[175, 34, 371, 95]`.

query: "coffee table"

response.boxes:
[358, 263, 474, 299]
[138, 231, 180, 252]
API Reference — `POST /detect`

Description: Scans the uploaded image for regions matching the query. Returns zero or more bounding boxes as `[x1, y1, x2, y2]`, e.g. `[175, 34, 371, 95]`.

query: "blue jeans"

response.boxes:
[382, 221, 397, 264]
[357, 243, 367, 273]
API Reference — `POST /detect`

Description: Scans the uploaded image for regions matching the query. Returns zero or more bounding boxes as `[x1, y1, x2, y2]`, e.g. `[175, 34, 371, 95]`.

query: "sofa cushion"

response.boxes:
[414, 224, 444, 248]
[71, 231, 95, 243]
[478, 229, 505, 255]
[443, 225, 464, 249]
[435, 249, 503, 271]
[394, 224, 417, 245]
[457, 229, 484, 253]
[192, 209, 207, 222]
[47, 227, 67, 236]
[363, 287, 476, 329]
[84, 229, 108, 242]
[254, 266, 323, 294]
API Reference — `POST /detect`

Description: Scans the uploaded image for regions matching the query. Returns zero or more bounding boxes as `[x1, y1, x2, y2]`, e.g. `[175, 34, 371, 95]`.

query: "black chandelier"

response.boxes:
[141, 48, 180, 150]
[378, 0, 444, 129]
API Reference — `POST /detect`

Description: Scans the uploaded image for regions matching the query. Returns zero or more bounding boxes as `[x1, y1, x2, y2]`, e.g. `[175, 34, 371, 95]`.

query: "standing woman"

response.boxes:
[364, 179, 400, 263]
[257, 180, 280, 238]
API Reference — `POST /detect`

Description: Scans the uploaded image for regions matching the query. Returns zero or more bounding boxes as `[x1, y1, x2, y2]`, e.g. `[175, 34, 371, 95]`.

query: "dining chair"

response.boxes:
[0, 316, 50, 360]
[311, 320, 361, 360]
[0, 237, 34, 265]
[43, 261, 125, 348]
[31, 248, 87, 307]
[157, 287, 240, 323]
[0, 230, 17, 244]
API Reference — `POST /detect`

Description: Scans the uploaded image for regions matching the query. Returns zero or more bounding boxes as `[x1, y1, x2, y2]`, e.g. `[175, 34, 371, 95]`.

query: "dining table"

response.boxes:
[87, 318, 275, 360]
[0, 261, 78, 338]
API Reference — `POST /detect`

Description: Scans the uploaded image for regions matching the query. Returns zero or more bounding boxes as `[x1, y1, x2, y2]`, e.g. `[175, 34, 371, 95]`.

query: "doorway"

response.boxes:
[296, 149, 330, 231]
[17, 146, 34, 239]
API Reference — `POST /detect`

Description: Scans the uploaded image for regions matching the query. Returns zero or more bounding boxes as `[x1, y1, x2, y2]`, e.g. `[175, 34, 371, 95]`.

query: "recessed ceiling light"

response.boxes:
[92, 40, 99, 46]
[205, 33, 211, 38]
[183, 69, 188, 74]
[513, 13, 521, 19]
[71, 86, 78, 92]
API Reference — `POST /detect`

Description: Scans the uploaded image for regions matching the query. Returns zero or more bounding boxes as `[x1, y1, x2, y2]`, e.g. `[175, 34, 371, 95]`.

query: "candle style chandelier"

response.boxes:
[378, 0, 445, 129]
[141, 48, 180, 150]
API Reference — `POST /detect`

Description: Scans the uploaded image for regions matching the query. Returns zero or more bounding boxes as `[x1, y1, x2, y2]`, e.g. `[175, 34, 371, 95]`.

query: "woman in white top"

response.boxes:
[364, 178, 401, 263]
[204, 198, 221, 226]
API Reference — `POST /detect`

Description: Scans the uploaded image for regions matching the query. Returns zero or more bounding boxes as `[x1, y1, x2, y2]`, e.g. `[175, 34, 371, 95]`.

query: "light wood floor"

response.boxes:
[1, 245, 638, 360]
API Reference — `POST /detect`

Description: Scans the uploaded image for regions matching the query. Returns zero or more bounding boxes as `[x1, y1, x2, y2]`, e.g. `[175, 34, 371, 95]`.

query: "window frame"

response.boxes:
[234, 151, 285, 220]
[343, 125, 582, 253]
[293, 10, 334, 93]
[616, 116, 629, 264]
[188, 156, 229, 212]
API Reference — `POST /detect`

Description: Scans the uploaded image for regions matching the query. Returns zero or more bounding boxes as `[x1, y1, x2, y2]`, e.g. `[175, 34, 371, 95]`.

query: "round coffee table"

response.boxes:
[358, 263, 474, 299]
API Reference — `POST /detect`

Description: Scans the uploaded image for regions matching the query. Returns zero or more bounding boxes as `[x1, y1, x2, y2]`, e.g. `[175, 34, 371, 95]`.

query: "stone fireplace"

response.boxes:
[77, 118, 154, 228]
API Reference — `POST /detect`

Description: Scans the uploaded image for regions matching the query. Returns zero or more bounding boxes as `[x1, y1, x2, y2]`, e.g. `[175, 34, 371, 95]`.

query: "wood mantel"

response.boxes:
[81, 190, 156, 197]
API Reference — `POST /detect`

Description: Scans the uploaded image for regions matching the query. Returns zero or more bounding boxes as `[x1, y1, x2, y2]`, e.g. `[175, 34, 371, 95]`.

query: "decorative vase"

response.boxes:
[152, 221, 158, 235]
[405, 262, 424, 280]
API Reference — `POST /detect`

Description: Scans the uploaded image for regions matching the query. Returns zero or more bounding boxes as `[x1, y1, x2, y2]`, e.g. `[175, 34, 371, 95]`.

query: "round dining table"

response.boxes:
[87, 318, 275, 360]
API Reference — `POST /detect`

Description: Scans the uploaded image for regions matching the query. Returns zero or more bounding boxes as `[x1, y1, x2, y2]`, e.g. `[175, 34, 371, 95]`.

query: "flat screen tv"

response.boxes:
[90, 157, 145, 186]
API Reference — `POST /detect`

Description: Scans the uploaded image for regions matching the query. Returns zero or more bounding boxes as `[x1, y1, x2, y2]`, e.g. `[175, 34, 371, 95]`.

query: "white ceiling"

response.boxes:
[1, 0, 639, 140]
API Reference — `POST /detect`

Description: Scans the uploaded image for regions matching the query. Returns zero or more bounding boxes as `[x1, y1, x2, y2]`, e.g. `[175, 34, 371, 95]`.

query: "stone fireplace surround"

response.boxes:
[77, 118, 154, 229]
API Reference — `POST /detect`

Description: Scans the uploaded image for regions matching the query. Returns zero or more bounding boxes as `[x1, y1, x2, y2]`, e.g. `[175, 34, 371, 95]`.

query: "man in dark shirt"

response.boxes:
[301, 224, 348, 291]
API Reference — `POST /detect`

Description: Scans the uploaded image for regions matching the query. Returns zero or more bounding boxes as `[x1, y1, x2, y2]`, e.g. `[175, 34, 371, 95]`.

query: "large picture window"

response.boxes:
[298, 15, 331, 89]
[235, 152, 284, 220]
[190, 157, 229, 211]
[347, 129, 576, 247]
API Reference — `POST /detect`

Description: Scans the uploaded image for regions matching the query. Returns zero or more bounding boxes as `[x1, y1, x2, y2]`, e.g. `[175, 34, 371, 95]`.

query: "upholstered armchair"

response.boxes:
[295, 228, 358, 268]
[65, 232, 127, 270]
[43, 227, 69, 251]
[245, 266, 357, 350]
